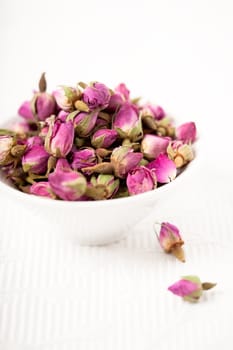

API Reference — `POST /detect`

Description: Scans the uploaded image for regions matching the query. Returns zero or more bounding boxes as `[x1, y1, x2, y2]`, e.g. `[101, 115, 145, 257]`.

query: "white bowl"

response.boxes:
[0, 118, 197, 245]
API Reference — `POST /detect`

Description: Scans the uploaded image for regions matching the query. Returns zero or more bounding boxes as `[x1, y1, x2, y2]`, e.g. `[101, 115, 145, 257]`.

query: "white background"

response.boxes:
[0, 1, 233, 349]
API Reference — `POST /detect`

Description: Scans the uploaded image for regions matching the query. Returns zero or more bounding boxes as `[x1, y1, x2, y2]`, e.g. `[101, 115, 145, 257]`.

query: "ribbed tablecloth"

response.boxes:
[0, 165, 232, 350]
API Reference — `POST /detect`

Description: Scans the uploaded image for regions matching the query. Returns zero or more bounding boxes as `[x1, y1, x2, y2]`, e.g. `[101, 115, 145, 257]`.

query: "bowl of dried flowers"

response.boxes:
[0, 74, 197, 245]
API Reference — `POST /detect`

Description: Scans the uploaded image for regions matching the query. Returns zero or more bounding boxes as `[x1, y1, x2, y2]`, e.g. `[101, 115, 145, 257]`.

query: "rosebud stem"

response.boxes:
[201, 282, 217, 290]
[171, 245, 185, 262]
[0, 129, 16, 136]
[46, 156, 57, 175]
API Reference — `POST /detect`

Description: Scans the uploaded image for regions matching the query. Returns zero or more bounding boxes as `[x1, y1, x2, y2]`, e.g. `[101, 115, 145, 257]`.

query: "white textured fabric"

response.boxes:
[0, 168, 233, 350]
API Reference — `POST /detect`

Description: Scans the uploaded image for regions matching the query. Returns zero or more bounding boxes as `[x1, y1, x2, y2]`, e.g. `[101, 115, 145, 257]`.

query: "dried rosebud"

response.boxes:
[18, 101, 34, 121]
[18, 92, 56, 122]
[48, 167, 87, 201]
[26, 136, 43, 147]
[45, 117, 74, 157]
[22, 145, 50, 174]
[0, 135, 15, 166]
[141, 104, 165, 121]
[111, 146, 143, 178]
[126, 166, 157, 195]
[107, 93, 124, 111]
[83, 82, 111, 110]
[167, 140, 194, 168]
[157, 222, 185, 262]
[53, 86, 78, 112]
[71, 148, 97, 171]
[86, 174, 120, 200]
[141, 134, 170, 160]
[176, 122, 197, 143]
[147, 154, 176, 183]
[57, 110, 69, 122]
[73, 111, 98, 137]
[30, 181, 55, 199]
[168, 275, 216, 302]
[115, 83, 130, 101]
[113, 103, 143, 141]
[91, 129, 118, 148]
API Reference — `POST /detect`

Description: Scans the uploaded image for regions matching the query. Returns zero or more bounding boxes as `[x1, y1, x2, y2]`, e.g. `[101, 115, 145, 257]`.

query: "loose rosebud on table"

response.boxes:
[155, 222, 185, 262]
[168, 275, 216, 302]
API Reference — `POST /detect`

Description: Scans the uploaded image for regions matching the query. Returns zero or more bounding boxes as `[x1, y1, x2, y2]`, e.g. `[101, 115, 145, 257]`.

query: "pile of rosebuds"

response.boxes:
[0, 74, 196, 201]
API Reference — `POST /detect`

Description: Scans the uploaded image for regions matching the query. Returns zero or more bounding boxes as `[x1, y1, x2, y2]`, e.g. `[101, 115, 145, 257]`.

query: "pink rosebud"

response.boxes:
[57, 110, 69, 122]
[147, 154, 176, 183]
[168, 276, 216, 302]
[26, 136, 43, 148]
[71, 148, 97, 170]
[86, 174, 120, 200]
[91, 129, 118, 148]
[30, 181, 55, 199]
[35, 93, 56, 121]
[18, 101, 34, 121]
[18, 92, 56, 122]
[126, 166, 157, 195]
[22, 145, 49, 174]
[55, 158, 72, 171]
[73, 111, 98, 137]
[83, 82, 111, 110]
[167, 140, 194, 168]
[53, 86, 78, 112]
[157, 222, 185, 262]
[48, 167, 87, 201]
[168, 276, 203, 302]
[113, 103, 142, 141]
[111, 146, 143, 178]
[45, 118, 74, 157]
[141, 104, 165, 120]
[141, 134, 170, 160]
[0, 135, 15, 166]
[107, 93, 124, 111]
[115, 83, 130, 101]
[176, 122, 197, 143]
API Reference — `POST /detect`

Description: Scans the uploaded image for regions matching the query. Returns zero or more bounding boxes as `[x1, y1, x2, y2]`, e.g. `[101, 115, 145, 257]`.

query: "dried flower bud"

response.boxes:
[45, 117, 74, 157]
[111, 146, 143, 178]
[167, 140, 194, 168]
[11, 121, 30, 135]
[91, 129, 118, 148]
[113, 103, 143, 141]
[86, 174, 120, 200]
[26, 136, 43, 147]
[107, 93, 124, 111]
[0, 135, 15, 166]
[83, 82, 111, 110]
[176, 122, 197, 143]
[22, 145, 50, 174]
[18, 91, 56, 122]
[157, 222, 185, 262]
[57, 110, 69, 122]
[71, 148, 97, 171]
[141, 134, 170, 160]
[141, 104, 165, 121]
[72, 111, 98, 137]
[30, 181, 55, 199]
[147, 154, 176, 183]
[115, 83, 130, 101]
[53, 86, 78, 112]
[48, 167, 87, 201]
[168, 275, 216, 302]
[126, 166, 157, 195]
